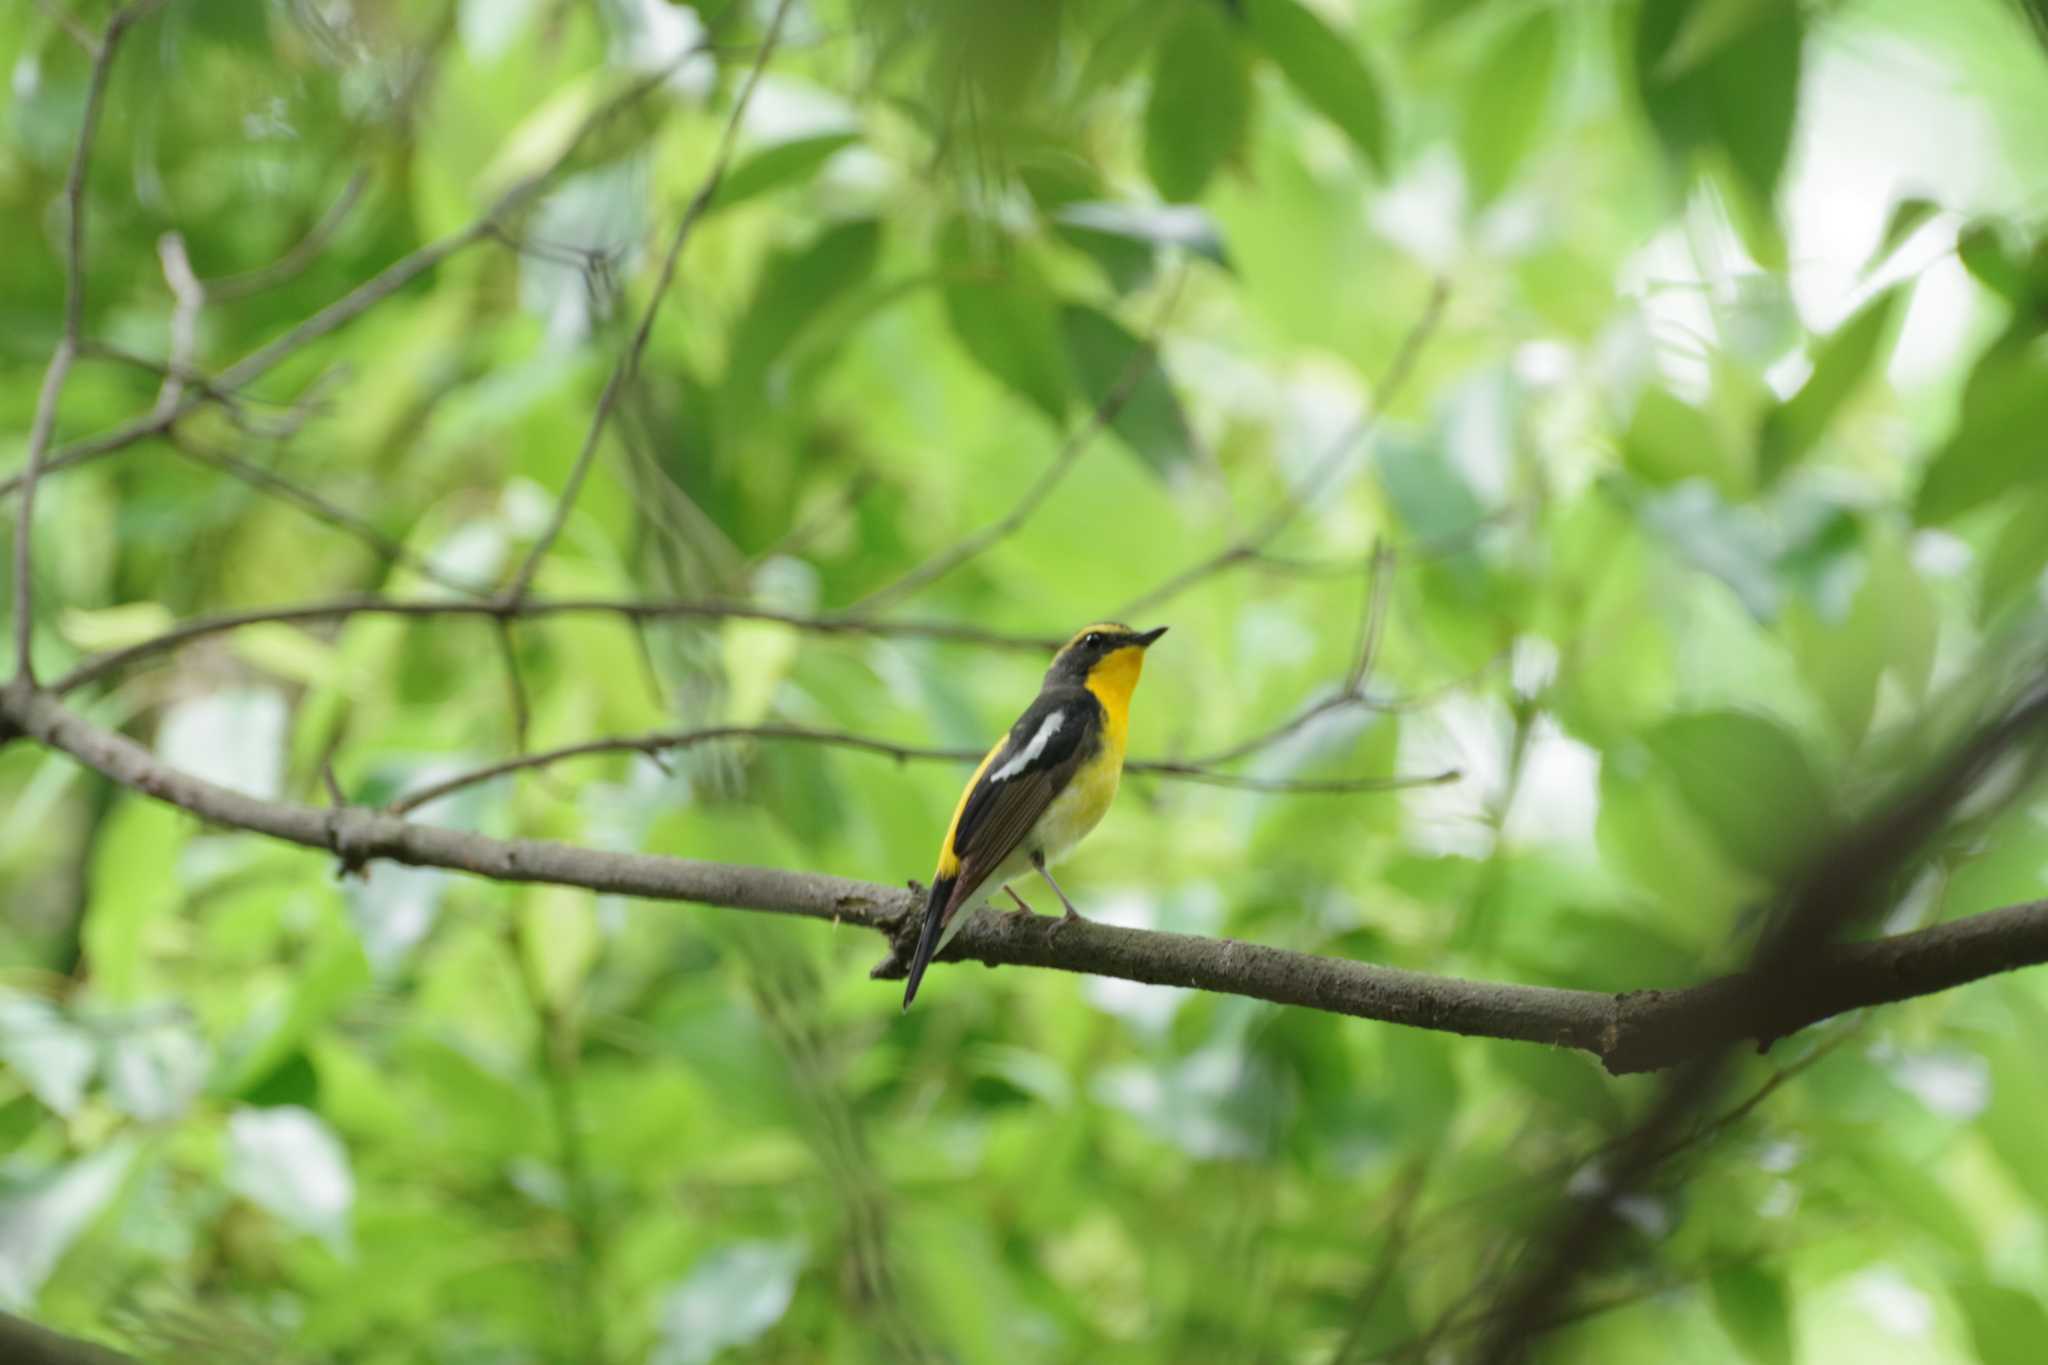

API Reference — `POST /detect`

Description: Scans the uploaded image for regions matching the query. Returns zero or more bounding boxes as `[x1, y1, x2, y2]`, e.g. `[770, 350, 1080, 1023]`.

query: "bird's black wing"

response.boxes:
[946, 687, 1101, 911]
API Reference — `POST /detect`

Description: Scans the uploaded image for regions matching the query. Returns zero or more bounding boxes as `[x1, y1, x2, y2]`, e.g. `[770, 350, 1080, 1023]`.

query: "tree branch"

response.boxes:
[202, 168, 369, 301]
[846, 268, 1187, 615]
[384, 721, 1457, 814]
[5, 680, 2044, 1077]
[51, 594, 1062, 695]
[13, 4, 155, 683]
[0, 1312, 134, 1365]
[0, 52, 709, 506]
[500, 0, 797, 605]
[1471, 674, 2048, 1362]
[1116, 277, 1449, 620]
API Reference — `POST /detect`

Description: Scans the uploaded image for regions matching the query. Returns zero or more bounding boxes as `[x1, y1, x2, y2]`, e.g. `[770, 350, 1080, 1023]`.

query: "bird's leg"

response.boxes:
[1031, 851, 1086, 926]
[1005, 886, 1037, 916]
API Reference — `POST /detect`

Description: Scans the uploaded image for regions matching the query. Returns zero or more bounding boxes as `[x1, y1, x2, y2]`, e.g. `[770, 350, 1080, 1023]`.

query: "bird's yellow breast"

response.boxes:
[1033, 740, 1118, 859]
[1083, 644, 1145, 760]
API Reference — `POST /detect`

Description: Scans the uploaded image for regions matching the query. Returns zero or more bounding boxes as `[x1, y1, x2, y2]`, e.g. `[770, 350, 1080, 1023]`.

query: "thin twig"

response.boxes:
[31, 0, 97, 53]
[151, 232, 204, 420]
[495, 620, 534, 755]
[849, 268, 1189, 614]
[13, 3, 155, 684]
[385, 721, 1457, 814]
[203, 169, 369, 301]
[0, 52, 708, 506]
[1115, 277, 1450, 620]
[52, 595, 1062, 695]
[501, 0, 798, 604]
[164, 433, 490, 597]
[1169, 544, 1400, 772]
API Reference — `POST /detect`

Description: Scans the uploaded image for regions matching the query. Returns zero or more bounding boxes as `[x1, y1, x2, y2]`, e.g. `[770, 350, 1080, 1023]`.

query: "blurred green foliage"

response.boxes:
[4, 0, 2048, 1361]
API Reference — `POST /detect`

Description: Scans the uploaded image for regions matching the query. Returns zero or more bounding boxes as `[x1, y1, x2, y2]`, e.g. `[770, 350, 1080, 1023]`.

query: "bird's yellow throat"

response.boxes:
[1083, 645, 1147, 756]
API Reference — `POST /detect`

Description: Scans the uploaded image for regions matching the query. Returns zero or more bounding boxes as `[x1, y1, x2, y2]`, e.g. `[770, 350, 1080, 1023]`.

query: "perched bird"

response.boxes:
[901, 622, 1168, 1009]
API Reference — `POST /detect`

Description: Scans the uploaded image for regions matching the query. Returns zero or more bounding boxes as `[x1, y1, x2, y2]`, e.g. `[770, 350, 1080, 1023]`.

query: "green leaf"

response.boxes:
[1759, 285, 1905, 484]
[653, 1240, 807, 1365]
[1957, 224, 2031, 304]
[1488, 1045, 1626, 1132]
[1245, 0, 1390, 173]
[937, 219, 1073, 419]
[1056, 200, 1231, 265]
[1646, 710, 1832, 877]
[1704, 5, 1801, 208]
[1460, 8, 1560, 204]
[227, 1105, 354, 1251]
[1053, 201, 1231, 293]
[0, 995, 97, 1117]
[1863, 196, 1939, 275]
[0, 1141, 141, 1304]
[1981, 484, 2048, 621]
[1145, 5, 1253, 201]
[1058, 304, 1196, 476]
[1658, 0, 1780, 76]
[1635, 0, 1803, 206]
[1625, 386, 1741, 496]
[725, 217, 882, 403]
[1914, 338, 2048, 523]
[1710, 1264, 1794, 1365]
[1954, 1281, 2048, 1365]
[709, 133, 859, 213]
[82, 799, 187, 1004]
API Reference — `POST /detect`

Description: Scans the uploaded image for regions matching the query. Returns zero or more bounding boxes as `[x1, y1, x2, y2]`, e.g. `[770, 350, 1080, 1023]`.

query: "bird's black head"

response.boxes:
[1045, 622, 1169, 686]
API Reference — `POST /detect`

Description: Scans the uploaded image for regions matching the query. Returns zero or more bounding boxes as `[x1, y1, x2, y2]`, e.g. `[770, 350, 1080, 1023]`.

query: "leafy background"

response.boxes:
[5, 0, 2048, 1361]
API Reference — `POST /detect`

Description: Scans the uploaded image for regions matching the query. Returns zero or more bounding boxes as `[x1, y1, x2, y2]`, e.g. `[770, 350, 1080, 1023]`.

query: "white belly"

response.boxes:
[938, 757, 1123, 949]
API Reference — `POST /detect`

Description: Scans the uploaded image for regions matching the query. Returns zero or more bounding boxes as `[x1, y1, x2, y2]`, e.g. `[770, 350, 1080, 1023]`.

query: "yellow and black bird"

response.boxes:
[901, 622, 1168, 1009]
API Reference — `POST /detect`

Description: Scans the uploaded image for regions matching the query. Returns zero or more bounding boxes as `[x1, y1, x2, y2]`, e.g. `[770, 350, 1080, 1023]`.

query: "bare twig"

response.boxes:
[849, 268, 1188, 614]
[151, 233, 204, 420]
[13, 3, 156, 684]
[1116, 278, 1450, 620]
[31, 0, 97, 54]
[1167, 543, 1400, 773]
[51, 595, 1062, 695]
[0, 53, 707, 507]
[385, 721, 1457, 814]
[0, 1309, 134, 1365]
[495, 620, 534, 754]
[501, 0, 797, 604]
[5, 676, 2047, 1073]
[164, 433, 490, 596]
[203, 169, 369, 300]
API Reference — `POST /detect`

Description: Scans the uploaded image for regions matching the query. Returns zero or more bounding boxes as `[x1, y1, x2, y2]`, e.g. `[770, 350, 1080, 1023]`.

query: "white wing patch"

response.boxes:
[988, 711, 1065, 783]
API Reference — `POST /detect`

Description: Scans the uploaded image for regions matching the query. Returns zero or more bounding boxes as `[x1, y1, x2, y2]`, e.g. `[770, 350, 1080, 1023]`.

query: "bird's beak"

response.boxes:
[1135, 626, 1168, 647]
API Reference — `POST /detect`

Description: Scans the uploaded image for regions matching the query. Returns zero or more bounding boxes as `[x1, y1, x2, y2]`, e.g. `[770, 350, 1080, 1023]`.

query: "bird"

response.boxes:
[901, 622, 1168, 1010]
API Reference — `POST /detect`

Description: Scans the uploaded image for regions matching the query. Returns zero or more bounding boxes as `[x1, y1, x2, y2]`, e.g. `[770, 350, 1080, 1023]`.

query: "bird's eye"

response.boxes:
[1083, 632, 1103, 648]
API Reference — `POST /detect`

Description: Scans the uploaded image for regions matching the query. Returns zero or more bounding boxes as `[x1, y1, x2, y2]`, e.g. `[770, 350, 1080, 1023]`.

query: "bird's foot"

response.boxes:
[1005, 887, 1038, 917]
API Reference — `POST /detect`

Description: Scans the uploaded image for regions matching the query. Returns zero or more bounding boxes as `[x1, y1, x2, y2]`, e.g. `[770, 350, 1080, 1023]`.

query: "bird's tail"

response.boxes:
[901, 874, 955, 1011]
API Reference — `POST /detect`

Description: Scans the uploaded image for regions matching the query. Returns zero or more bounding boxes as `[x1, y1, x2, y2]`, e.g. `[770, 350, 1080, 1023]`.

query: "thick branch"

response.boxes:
[0, 1312, 134, 1365]
[4, 681, 2043, 1076]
